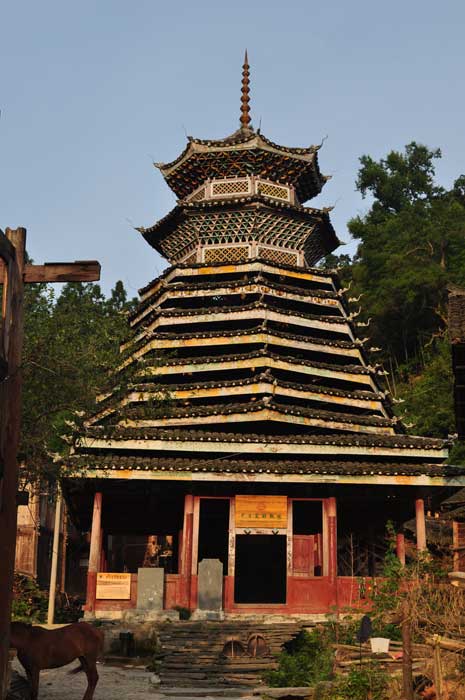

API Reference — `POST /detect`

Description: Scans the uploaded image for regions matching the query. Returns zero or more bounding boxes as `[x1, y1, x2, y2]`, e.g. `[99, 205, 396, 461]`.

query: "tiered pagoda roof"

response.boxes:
[69, 55, 451, 484]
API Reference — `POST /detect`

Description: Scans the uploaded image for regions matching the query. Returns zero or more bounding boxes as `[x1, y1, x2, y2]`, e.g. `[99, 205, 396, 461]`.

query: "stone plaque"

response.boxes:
[96, 573, 131, 600]
[198, 559, 223, 611]
[137, 567, 164, 610]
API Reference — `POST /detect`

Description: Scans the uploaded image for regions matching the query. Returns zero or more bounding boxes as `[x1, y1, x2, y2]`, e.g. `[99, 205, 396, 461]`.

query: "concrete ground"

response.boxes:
[12, 659, 156, 699]
[12, 659, 254, 700]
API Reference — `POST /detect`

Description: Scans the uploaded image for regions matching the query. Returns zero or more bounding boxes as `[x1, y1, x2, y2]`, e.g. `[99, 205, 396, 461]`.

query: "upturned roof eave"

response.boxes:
[156, 130, 319, 177]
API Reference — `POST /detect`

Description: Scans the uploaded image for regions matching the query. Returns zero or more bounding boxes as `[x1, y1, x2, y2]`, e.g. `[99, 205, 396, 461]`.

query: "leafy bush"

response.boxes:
[331, 663, 389, 700]
[11, 574, 48, 622]
[264, 629, 334, 687]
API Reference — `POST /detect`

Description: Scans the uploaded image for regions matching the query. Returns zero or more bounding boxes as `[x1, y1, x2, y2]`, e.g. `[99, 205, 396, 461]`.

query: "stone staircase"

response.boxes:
[157, 621, 304, 687]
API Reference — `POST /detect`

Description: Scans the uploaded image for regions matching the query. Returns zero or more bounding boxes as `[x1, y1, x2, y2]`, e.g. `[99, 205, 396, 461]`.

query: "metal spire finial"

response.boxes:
[240, 50, 251, 129]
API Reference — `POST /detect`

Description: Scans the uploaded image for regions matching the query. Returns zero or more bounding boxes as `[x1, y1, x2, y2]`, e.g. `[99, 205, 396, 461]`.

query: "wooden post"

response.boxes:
[181, 494, 194, 609]
[0, 228, 25, 700]
[432, 636, 444, 700]
[402, 599, 414, 700]
[47, 489, 63, 625]
[0, 227, 100, 698]
[396, 533, 406, 566]
[287, 499, 293, 577]
[415, 498, 427, 552]
[327, 497, 338, 606]
[85, 492, 102, 614]
[60, 502, 68, 593]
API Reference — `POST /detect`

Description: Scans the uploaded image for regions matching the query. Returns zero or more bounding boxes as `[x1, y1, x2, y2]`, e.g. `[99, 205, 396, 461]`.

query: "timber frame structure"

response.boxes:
[65, 55, 465, 619]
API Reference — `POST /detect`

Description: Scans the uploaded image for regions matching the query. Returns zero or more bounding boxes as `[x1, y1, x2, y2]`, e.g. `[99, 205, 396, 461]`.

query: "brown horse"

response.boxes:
[9, 621, 104, 700]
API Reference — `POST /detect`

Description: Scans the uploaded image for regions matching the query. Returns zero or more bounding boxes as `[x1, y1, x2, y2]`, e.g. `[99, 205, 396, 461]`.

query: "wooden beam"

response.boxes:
[0, 260, 101, 284]
[24, 261, 101, 283]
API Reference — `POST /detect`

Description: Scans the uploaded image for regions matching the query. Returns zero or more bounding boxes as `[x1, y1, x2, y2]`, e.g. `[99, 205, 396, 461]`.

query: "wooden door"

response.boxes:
[292, 535, 315, 576]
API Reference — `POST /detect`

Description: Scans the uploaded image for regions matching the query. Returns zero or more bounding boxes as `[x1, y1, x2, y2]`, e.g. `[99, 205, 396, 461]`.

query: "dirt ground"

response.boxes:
[12, 659, 159, 699]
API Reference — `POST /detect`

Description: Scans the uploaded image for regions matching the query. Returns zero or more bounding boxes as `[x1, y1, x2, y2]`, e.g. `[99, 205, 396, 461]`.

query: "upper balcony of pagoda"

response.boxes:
[155, 129, 329, 205]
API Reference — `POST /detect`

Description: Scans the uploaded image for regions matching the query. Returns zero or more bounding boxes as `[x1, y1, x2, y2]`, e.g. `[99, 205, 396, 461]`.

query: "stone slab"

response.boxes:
[197, 558, 223, 611]
[137, 567, 164, 610]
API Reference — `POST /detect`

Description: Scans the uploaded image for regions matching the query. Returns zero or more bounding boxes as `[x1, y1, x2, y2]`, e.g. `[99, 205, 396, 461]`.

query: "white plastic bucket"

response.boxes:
[370, 637, 390, 654]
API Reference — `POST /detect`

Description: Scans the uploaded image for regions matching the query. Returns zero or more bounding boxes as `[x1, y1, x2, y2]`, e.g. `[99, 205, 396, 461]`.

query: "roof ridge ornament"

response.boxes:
[240, 50, 252, 130]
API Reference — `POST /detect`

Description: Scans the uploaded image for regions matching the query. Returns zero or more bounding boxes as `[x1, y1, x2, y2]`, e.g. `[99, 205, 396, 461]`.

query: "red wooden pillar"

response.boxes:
[327, 497, 338, 606]
[181, 494, 194, 609]
[396, 533, 406, 566]
[415, 498, 427, 552]
[85, 492, 102, 613]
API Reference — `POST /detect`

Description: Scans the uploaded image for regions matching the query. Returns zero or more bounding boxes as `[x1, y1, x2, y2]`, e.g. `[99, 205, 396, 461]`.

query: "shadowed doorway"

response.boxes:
[234, 535, 286, 604]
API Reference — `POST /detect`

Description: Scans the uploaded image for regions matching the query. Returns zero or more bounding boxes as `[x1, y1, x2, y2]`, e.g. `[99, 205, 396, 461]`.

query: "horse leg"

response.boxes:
[79, 656, 99, 700]
[28, 667, 40, 700]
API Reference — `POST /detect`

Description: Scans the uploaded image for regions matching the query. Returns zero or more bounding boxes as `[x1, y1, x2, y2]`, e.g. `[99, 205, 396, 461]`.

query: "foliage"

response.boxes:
[330, 663, 389, 700]
[348, 142, 465, 365]
[264, 628, 334, 687]
[11, 573, 47, 623]
[20, 279, 137, 486]
[393, 336, 454, 438]
[322, 142, 465, 443]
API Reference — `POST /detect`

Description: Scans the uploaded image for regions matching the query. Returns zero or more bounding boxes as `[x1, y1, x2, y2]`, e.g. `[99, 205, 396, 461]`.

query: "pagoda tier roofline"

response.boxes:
[138, 259, 339, 299]
[130, 277, 342, 326]
[124, 329, 364, 370]
[138, 193, 336, 235]
[137, 195, 340, 263]
[154, 131, 328, 202]
[65, 453, 460, 480]
[114, 374, 385, 402]
[155, 129, 322, 176]
[114, 397, 397, 431]
[127, 324, 358, 352]
[89, 376, 389, 427]
[76, 425, 448, 454]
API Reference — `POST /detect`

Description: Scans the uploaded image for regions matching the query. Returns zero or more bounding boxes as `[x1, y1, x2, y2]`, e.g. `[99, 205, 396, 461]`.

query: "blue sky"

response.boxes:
[1, 0, 464, 296]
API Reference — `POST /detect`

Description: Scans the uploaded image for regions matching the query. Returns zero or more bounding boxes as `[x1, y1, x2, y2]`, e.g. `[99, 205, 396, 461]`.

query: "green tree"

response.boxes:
[348, 142, 465, 364]
[20, 280, 136, 486]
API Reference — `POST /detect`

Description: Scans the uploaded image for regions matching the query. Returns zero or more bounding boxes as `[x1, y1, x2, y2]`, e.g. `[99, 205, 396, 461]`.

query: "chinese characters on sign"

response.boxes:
[235, 495, 287, 529]
[96, 573, 131, 600]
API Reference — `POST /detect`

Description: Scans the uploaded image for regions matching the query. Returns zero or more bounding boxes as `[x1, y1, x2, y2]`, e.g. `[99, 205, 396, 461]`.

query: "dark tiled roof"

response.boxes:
[143, 300, 349, 326]
[121, 397, 395, 429]
[68, 454, 457, 478]
[133, 373, 381, 400]
[80, 424, 447, 450]
[138, 258, 338, 297]
[138, 348, 371, 377]
[132, 324, 356, 350]
[130, 276, 341, 323]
